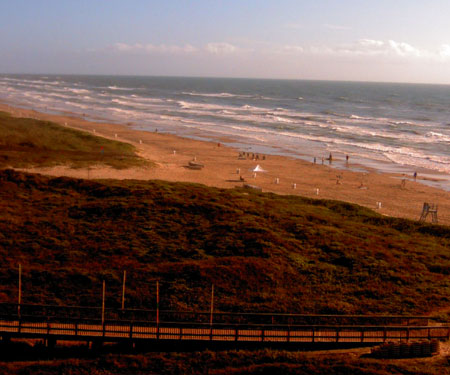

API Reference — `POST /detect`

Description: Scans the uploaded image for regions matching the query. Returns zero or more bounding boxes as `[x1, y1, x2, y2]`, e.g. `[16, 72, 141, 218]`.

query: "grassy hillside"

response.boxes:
[0, 169, 448, 316]
[0, 111, 146, 169]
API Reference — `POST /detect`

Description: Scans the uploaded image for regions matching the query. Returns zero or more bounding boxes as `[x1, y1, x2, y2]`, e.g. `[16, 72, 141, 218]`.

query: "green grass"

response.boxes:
[0, 169, 449, 317]
[0, 111, 147, 169]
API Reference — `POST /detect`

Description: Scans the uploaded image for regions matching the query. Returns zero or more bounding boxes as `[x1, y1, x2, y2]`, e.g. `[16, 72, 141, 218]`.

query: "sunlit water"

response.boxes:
[1, 74, 449, 189]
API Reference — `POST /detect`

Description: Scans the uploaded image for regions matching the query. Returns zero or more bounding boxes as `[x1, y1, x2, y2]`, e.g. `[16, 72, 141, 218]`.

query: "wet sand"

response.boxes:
[1, 102, 449, 226]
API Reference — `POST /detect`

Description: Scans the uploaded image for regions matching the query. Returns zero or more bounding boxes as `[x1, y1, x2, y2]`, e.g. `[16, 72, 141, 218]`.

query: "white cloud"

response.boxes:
[387, 40, 423, 57]
[112, 43, 197, 54]
[439, 44, 450, 58]
[205, 42, 237, 55]
[323, 24, 351, 31]
[106, 39, 450, 63]
[281, 45, 304, 54]
[308, 39, 444, 59]
[110, 42, 238, 56]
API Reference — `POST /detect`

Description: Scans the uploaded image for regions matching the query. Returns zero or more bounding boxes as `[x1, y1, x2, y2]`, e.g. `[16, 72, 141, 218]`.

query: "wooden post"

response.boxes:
[210, 284, 214, 341]
[121, 271, 126, 310]
[102, 280, 105, 325]
[156, 281, 160, 340]
[156, 281, 160, 326]
[210, 284, 214, 327]
[18, 264, 22, 318]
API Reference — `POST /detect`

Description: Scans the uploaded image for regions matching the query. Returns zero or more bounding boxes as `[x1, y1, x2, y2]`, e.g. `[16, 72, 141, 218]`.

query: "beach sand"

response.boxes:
[1, 102, 449, 226]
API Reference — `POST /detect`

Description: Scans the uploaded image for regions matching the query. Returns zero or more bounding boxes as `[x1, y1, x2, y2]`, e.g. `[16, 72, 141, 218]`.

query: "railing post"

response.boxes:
[18, 264, 21, 319]
[261, 328, 265, 342]
[235, 327, 238, 341]
[121, 270, 126, 310]
[287, 327, 290, 343]
[75, 322, 78, 336]
[428, 327, 431, 340]
[312, 327, 315, 343]
[406, 327, 410, 342]
[209, 284, 214, 341]
[360, 328, 364, 343]
[383, 327, 387, 342]
[336, 328, 339, 343]
[101, 280, 105, 326]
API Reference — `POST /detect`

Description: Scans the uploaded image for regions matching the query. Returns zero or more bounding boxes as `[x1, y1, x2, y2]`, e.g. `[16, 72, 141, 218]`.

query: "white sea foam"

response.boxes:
[104, 107, 142, 117]
[64, 101, 89, 109]
[66, 88, 90, 94]
[182, 91, 253, 99]
[425, 131, 450, 142]
[107, 85, 136, 91]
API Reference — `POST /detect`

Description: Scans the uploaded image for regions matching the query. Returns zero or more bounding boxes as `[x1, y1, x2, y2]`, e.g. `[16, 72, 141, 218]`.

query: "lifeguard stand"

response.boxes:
[419, 203, 438, 224]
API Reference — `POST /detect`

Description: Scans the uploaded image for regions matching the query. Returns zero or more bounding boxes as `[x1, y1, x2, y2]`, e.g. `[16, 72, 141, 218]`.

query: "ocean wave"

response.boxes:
[265, 115, 294, 123]
[425, 131, 450, 142]
[384, 152, 450, 173]
[64, 101, 89, 109]
[104, 106, 142, 117]
[65, 88, 90, 94]
[349, 114, 375, 121]
[106, 85, 137, 91]
[182, 91, 254, 99]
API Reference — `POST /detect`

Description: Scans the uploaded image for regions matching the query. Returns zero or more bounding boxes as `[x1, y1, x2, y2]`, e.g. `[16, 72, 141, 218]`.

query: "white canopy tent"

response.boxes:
[251, 165, 267, 173]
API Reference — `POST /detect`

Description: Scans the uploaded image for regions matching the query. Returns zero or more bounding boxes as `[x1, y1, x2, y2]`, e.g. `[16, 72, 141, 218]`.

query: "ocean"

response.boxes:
[0, 74, 449, 189]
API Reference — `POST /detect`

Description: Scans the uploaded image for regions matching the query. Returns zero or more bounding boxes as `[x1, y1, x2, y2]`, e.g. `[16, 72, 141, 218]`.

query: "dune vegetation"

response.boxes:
[0, 169, 448, 317]
[0, 111, 146, 169]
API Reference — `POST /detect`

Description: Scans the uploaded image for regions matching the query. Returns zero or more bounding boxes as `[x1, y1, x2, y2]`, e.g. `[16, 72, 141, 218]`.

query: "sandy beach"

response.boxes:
[1, 102, 449, 226]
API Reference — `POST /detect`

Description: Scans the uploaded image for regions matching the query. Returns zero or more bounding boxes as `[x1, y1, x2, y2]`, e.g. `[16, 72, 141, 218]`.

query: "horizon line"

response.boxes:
[1, 72, 450, 87]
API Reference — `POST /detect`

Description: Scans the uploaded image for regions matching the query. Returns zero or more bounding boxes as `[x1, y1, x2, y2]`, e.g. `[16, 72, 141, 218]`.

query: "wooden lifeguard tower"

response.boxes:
[419, 203, 438, 224]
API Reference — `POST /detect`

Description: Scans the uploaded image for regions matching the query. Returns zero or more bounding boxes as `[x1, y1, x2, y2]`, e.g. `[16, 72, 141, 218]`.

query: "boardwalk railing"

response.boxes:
[1, 319, 449, 344]
[0, 303, 448, 346]
[0, 303, 433, 326]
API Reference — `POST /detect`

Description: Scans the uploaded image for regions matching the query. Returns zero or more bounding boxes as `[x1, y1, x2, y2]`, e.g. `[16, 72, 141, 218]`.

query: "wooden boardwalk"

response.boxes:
[1, 319, 449, 345]
[0, 303, 449, 347]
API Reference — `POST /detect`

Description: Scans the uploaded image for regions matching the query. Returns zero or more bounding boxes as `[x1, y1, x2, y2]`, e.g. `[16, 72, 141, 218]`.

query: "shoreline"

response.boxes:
[1, 102, 449, 225]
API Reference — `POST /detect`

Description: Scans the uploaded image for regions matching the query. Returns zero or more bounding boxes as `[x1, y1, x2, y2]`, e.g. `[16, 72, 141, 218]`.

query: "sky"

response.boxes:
[1, 0, 450, 84]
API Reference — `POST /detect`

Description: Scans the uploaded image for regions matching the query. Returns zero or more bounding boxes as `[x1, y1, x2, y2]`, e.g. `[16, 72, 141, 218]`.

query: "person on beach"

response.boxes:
[414, 171, 417, 181]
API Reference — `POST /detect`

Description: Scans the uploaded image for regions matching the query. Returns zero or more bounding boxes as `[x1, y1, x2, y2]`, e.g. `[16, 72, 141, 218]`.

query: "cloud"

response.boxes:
[303, 39, 450, 60]
[387, 40, 423, 57]
[112, 43, 197, 54]
[439, 44, 450, 58]
[323, 24, 351, 31]
[205, 42, 237, 55]
[109, 42, 238, 56]
[281, 45, 304, 53]
[105, 39, 450, 63]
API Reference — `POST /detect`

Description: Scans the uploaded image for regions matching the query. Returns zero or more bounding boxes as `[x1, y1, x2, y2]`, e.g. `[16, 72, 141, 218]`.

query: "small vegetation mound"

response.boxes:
[0, 112, 146, 169]
[0, 169, 448, 316]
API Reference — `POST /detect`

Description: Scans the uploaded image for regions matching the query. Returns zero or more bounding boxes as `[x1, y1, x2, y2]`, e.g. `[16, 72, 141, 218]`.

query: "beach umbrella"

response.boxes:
[251, 165, 267, 173]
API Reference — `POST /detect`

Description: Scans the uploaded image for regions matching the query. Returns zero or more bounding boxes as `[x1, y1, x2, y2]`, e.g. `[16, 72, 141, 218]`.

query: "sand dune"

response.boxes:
[1, 102, 449, 226]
